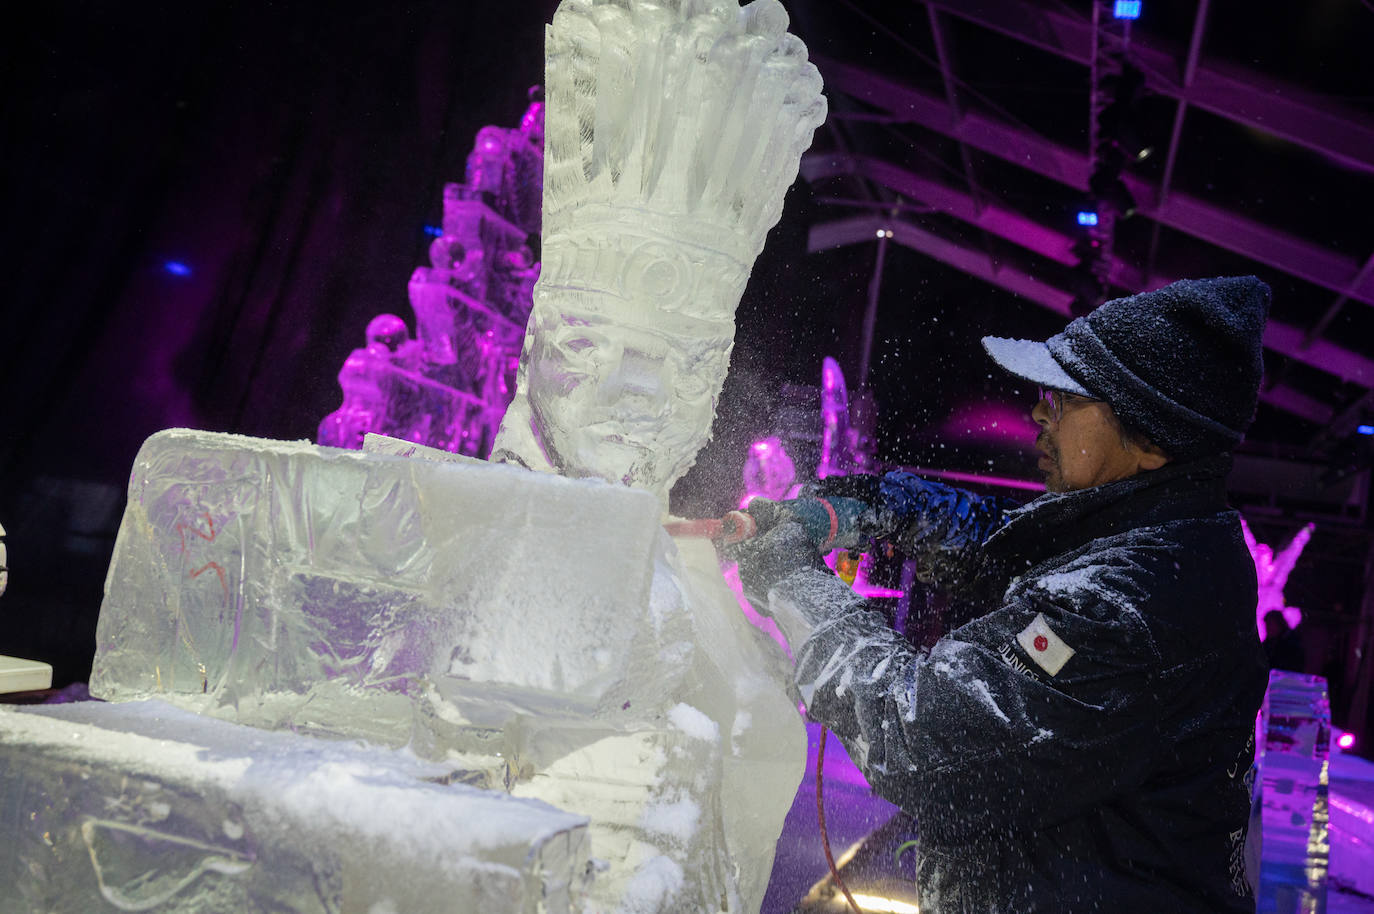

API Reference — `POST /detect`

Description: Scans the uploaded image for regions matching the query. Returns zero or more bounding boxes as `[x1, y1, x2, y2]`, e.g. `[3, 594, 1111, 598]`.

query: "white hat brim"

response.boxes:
[981, 336, 1093, 397]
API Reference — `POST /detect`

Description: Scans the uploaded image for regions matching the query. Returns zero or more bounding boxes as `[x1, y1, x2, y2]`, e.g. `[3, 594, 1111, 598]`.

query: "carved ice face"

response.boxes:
[526, 307, 731, 493]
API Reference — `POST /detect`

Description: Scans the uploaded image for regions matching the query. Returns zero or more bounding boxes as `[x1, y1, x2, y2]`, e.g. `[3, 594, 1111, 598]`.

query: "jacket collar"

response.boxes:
[984, 454, 1234, 573]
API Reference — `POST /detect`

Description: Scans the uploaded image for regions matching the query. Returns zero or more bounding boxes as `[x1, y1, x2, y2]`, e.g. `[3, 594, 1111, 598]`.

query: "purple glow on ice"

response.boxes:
[318, 94, 544, 456]
[818, 357, 850, 479]
[1242, 518, 1314, 641]
[742, 436, 799, 507]
[723, 563, 791, 656]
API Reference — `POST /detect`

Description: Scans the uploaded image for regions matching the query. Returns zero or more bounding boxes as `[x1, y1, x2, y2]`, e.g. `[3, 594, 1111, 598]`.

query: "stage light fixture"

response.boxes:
[423, 224, 443, 237]
[1076, 211, 1099, 226]
[1357, 424, 1374, 436]
[163, 261, 192, 277]
[1113, 1, 1142, 19]
[1336, 729, 1356, 751]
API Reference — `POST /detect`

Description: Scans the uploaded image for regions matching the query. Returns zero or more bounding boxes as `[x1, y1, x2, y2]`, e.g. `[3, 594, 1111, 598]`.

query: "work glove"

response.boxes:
[733, 520, 826, 610]
[744, 494, 872, 552]
[732, 520, 866, 650]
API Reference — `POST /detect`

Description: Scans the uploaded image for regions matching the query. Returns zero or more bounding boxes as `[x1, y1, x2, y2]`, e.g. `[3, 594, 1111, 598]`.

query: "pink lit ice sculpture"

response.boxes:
[319, 91, 544, 457]
[1241, 518, 1315, 640]
[742, 436, 798, 507]
[818, 356, 850, 479]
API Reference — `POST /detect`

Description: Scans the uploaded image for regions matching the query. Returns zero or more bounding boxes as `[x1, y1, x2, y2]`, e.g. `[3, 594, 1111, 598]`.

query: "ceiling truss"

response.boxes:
[804, 3, 1374, 430]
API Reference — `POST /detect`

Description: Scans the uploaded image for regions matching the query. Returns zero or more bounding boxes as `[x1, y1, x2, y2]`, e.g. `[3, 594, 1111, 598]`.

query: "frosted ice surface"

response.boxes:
[1258, 670, 1331, 910]
[92, 428, 663, 760]
[0, 699, 590, 914]
[91, 428, 806, 912]
[492, 0, 827, 507]
[509, 532, 805, 913]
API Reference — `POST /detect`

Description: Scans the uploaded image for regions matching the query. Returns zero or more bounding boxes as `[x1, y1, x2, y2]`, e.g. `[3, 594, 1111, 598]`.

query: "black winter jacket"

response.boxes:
[786, 456, 1269, 913]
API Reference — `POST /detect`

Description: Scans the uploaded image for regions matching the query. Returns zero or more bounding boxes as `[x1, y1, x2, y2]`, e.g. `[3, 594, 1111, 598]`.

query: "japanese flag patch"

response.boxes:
[1016, 613, 1075, 676]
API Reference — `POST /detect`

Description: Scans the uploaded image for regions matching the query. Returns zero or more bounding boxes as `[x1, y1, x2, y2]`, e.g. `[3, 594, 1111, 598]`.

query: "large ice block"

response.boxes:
[92, 428, 663, 757]
[0, 700, 590, 913]
[91, 428, 805, 912]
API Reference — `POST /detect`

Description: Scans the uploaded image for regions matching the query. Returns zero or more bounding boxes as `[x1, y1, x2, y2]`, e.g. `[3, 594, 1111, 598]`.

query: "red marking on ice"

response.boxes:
[191, 561, 229, 603]
[176, 512, 217, 552]
[1033, 634, 1049, 652]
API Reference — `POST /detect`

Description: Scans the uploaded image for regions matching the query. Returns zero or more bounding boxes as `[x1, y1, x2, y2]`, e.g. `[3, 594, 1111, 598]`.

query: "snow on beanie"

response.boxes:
[1045, 276, 1271, 460]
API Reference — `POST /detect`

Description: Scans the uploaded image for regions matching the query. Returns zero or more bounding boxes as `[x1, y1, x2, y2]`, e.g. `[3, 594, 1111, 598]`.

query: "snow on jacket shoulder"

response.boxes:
[794, 456, 1269, 914]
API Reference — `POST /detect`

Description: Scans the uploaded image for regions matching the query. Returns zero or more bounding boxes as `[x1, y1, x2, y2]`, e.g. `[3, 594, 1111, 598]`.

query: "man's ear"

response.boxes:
[1137, 440, 1171, 471]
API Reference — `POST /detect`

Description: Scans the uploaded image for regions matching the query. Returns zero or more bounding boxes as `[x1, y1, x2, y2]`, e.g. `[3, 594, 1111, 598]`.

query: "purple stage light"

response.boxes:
[1337, 730, 1356, 751]
[1113, 0, 1141, 19]
[163, 261, 192, 276]
[422, 225, 443, 237]
[1357, 424, 1374, 435]
[1076, 211, 1099, 226]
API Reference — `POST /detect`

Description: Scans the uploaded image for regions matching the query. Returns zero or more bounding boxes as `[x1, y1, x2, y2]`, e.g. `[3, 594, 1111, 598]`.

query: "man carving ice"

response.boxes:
[736, 276, 1272, 912]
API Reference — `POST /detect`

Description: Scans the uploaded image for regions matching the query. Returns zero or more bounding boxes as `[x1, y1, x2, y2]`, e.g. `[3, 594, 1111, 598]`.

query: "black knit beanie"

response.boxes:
[1045, 276, 1271, 460]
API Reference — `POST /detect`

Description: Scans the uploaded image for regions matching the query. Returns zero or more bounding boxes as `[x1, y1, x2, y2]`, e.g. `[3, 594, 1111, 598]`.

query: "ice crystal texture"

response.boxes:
[1257, 670, 1331, 910]
[89, 429, 805, 912]
[0, 700, 590, 914]
[492, 0, 827, 506]
[91, 429, 663, 751]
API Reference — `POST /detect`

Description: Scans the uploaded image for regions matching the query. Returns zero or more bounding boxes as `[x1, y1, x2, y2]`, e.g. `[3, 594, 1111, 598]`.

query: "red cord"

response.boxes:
[816, 498, 840, 551]
[817, 727, 864, 914]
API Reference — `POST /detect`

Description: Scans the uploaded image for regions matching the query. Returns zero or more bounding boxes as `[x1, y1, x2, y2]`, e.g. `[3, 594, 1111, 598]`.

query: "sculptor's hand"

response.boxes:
[733, 521, 826, 610]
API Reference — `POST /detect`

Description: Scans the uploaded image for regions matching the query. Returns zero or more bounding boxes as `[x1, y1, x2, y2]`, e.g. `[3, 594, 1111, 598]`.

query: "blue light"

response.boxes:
[1076, 211, 1099, 226]
[164, 261, 192, 277]
[1357, 424, 1374, 436]
[422, 225, 443, 237]
[1113, 0, 1141, 19]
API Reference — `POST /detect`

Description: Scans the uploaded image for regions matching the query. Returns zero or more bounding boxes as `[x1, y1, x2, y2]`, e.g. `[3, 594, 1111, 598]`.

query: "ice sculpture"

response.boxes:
[1242, 518, 1315, 638]
[92, 429, 665, 755]
[743, 436, 798, 505]
[318, 91, 544, 457]
[0, 699, 590, 913]
[492, 0, 828, 508]
[89, 429, 806, 912]
[1257, 670, 1331, 912]
[81, 2, 825, 910]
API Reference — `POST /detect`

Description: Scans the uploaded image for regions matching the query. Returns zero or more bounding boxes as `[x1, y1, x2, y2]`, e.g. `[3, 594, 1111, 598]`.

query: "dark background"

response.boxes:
[3, 1, 1371, 746]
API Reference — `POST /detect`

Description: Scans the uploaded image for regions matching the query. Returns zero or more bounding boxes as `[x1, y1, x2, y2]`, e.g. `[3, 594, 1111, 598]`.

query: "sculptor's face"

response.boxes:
[527, 310, 729, 490]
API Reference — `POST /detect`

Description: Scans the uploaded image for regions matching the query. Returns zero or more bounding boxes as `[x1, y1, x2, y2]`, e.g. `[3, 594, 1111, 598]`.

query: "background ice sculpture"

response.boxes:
[1243, 518, 1315, 639]
[492, 0, 828, 508]
[1257, 670, 1331, 912]
[318, 92, 544, 457]
[743, 436, 799, 505]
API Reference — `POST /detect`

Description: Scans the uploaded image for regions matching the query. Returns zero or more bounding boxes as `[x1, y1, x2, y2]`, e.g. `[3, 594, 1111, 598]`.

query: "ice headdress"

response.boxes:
[493, 0, 827, 507]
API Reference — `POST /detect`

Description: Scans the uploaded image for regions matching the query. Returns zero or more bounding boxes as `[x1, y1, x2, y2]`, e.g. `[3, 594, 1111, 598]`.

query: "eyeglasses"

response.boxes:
[1037, 387, 1100, 422]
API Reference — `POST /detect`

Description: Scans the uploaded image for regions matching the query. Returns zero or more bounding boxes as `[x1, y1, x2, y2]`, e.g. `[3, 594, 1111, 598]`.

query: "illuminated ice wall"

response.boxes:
[318, 93, 544, 458]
